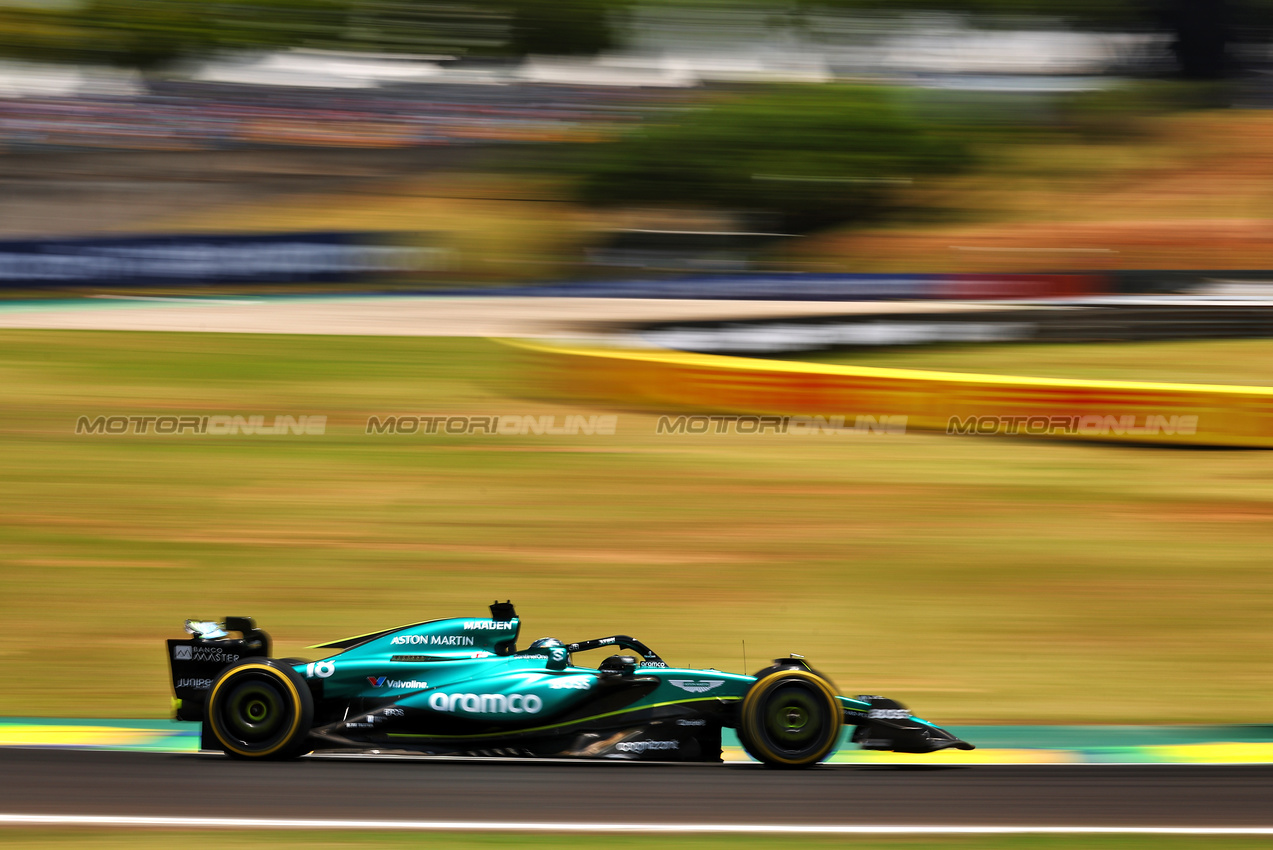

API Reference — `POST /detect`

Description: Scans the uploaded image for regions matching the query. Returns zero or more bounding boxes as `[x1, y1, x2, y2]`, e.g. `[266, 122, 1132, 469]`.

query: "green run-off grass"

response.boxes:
[2, 332, 1272, 723]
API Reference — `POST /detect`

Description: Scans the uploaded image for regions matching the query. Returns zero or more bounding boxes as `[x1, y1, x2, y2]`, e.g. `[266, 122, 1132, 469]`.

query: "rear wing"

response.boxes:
[166, 616, 271, 721]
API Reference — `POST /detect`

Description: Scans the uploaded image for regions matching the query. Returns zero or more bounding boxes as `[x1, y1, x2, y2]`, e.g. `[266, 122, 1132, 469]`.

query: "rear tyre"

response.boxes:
[206, 658, 313, 760]
[738, 669, 841, 768]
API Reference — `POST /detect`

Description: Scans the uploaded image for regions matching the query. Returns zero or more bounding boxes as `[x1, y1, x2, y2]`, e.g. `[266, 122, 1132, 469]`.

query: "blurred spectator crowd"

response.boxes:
[0, 81, 658, 151]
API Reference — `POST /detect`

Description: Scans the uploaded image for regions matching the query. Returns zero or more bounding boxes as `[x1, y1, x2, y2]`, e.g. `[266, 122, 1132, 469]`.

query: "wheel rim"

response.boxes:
[216, 673, 292, 750]
[782, 705, 808, 732]
[762, 685, 826, 753]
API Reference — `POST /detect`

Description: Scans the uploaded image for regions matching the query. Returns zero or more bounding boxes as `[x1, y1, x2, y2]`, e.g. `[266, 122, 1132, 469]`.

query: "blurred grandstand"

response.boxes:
[0, 5, 1257, 154]
[3, 3, 1273, 277]
[0, 74, 662, 151]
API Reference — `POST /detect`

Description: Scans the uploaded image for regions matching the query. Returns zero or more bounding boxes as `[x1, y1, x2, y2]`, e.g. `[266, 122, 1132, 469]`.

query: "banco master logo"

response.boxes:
[669, 679, 725, 694]
[172, 644, 238, 664]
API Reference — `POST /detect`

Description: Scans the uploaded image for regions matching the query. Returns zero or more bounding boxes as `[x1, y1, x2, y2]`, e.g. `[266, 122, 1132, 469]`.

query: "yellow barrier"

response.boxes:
[503, 338, 1273, 447]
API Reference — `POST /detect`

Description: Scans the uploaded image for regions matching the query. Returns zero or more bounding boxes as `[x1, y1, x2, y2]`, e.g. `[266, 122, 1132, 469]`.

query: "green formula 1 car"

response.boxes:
[168, 601, 973, 767]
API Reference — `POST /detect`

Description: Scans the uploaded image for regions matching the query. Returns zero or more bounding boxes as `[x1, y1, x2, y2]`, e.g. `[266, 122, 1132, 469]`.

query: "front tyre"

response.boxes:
[206, 659, 313, 760]
[738, 669, 841, 768]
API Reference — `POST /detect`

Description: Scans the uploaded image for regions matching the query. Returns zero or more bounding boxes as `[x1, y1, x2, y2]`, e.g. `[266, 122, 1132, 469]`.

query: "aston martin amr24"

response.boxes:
[167, 601, 972, 767]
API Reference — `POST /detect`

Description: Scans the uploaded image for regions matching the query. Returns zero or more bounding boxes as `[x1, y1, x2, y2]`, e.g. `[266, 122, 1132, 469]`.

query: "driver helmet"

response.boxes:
[527, 637, 564, 651]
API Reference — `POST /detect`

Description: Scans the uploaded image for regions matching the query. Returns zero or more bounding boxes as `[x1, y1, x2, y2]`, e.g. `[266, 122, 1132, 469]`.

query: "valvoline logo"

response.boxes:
[366, 675, 427, 689]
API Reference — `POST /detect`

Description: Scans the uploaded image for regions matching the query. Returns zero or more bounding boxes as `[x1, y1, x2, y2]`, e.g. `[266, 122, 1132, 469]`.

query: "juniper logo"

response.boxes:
[175, 678, 213, 690]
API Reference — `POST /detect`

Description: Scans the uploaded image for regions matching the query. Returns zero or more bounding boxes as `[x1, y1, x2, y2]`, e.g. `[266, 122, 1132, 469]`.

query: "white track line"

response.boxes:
[2, 815, 1272, 834]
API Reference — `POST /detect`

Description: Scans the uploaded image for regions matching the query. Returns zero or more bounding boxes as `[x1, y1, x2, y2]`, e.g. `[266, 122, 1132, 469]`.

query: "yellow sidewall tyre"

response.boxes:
[206, 659, 313, 760]
[738, 669, 841, 768]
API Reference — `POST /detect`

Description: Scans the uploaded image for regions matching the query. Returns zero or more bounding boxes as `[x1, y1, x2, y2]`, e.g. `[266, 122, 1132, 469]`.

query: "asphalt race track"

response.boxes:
[0, 295, 1035, 338]
[3, 748, 1272, 827]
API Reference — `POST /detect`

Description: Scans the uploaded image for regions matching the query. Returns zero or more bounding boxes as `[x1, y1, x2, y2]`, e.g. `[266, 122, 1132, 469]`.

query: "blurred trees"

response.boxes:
[0, 1, 351, 68]
[574, 85, 974, 234]
[0, 0, 618, 68]
[509, 0, 619, 55]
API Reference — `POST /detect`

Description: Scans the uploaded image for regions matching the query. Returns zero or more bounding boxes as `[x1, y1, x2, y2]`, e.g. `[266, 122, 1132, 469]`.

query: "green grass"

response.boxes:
[3, 833, 1273, 850]
[3, 332, 1273, 723]
[775, 339, 1273, 386]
